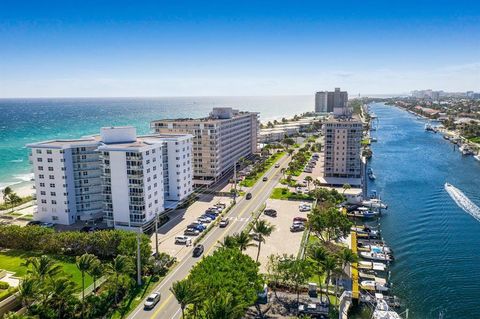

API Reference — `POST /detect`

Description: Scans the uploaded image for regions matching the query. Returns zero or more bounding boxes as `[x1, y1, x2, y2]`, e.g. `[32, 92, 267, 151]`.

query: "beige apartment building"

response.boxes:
[151, 107, 259, 187]
[323, 114, 363, 187]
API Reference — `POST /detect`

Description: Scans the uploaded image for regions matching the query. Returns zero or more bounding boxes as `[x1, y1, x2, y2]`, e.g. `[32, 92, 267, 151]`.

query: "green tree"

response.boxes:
[233, 231, 256, 251]
[342, 183, 351, 195]
[278, 255, 313, 308]
[203, 292, 247, 319]
[48, 276, 79, 319]
[321, 255, 340, 302]
[105, 255, 133, 304]
[76, 253, 97, 307]
[304, 176, 313, 190]
[87, 258, 103, 294]
[309, 245, 328, 300]
[170, 279, 200, 319]
[252, 220, 276, 262]
[18, 276, 37, 312]
[2, 186, 12, 209]
[24, 255, 62, 282]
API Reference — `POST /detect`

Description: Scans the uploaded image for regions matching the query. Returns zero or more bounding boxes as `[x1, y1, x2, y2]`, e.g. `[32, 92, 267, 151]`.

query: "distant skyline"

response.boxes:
[0, 0, 479, 98]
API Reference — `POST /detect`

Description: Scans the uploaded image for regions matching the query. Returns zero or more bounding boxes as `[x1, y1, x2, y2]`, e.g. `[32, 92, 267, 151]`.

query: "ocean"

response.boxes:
[0, 96, 313, 189]
[368, 103, 480, 318]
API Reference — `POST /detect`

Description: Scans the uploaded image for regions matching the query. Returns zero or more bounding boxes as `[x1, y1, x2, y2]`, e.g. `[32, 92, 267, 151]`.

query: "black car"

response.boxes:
[26, 221, 43, 227]
[192, 244, 204, 257]
[246, 193, 252, 200]
[80, 226, 97, 232]
[264, 209, 277, 217]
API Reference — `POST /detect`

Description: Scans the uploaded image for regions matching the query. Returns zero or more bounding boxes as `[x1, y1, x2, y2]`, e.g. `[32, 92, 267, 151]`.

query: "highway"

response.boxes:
[128, 153, 290, 319]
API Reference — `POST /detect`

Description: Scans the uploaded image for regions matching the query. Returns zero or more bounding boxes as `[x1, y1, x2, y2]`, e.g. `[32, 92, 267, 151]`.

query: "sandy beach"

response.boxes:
[0, 180, 35, 204]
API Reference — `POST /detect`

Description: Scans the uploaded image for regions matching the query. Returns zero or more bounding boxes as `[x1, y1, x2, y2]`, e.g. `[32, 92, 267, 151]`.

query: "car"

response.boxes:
[80, 226, 97, 232]
[144, 292, 161, 310]
[290, 224, 306, 232]
[198, 217, 211, 224]
[175, 236, 192, 245]
[26, 220, 43, 227]
[293, 217, 308, 222]
[203, 213, 217, 219]
[262, 176, 268, 182]
[246, 193, 252, 200]
[264, 209, 277, 217]
[304, 168, 312, 173]
[292, 220, 305, 226]
[219, 218, 229, 228]
[299, 204, 312, 212]
[40, 222, 55, 228]
[215, 203, 226, 209]
[275, 163, 280, 168]
[295, 187, 304, 194]
[192, 244, 204, 257]
[184, 228, 200, 236]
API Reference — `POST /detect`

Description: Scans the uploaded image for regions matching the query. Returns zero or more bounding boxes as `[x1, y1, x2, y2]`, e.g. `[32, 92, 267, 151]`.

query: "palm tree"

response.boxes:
[287, 148, 294, 157]
[309, 245, 328, 299]
[24, 255, 62, 281]
[233, 231, 256, 251]
[219, 235, 238, 250]
[313, 179, 321, 190]
[203, 292, 246, 319]
[48, 276, 78, 319]
[304, 176, 313, 190]
[2, 186, 12, 208]
[17, 276, 37, 312]
[321, 255, 339, 304]
[105, 255, 133, 304]
[337, 248, 358, 276]
[252, 220, 276, 262]
[87, 258, 103, 294]
[170, 280, 200, 319]
[280, 168, 286, 180]
[342, 183, 351, 195]
[9, 193, 22, 212]
[76, 253, 96, 307]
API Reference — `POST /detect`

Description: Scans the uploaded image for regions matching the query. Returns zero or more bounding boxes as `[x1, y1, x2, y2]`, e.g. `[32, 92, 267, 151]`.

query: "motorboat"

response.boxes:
[425, 123, 435, 131]
[372, 300, 402, 319]
[348, 209, 378, 219]
[362, 198, 388, 209]
[360, 251, 393, 262]
[474, 154, 480, 162]
[360, 280, 389, 292]
[358, 242, 392, 254]
[352, 226, 380, 238]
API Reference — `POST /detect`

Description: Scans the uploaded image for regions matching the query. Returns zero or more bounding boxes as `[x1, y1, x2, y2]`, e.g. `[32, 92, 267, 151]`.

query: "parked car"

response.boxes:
[293, 216, 308, 222]
[184, 228, 200, 236]
[197, 217, 211, 224]
[264, 209, 277, 217]
[144, 292, 161, 310]
[304, 168, 312, 173]
[275, 163, 280, 168]
[299, 204, 312, 212]
[246, 193, 252, 200]
[40, 222, 55, 228]
[26, 221, 43, 227]
[192, 244, 204, 257]
[80, 226, 98, 232]
[175, 236, 192, 245]
[203, 213, 217, 220]
[262, 176, 268, 182]
[188, 223, 205, 232]
[290, 224, 305, 232]
[295, 187, 305, 194]
[219, 218, 229, 228]
[215, 203, 227, 209]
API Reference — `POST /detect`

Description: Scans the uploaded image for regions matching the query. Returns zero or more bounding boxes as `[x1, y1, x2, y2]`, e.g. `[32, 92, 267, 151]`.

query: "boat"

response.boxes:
[371, 137, 378, 142]
[443, 135, 450, 140]
[362, 198, 388, 209]
[352, 226, 380, 238]
[445, 182, 480, 222]
[358, 243, 392, 254]
[360, 280, 389, 292]
[372, 299, 402, 319]
[474, 154, 480, 162]
[360, 251, 393, 262]
[425, 123, 435, 131]
[347, 209, 378, 219]
[367, 168, 376, 180]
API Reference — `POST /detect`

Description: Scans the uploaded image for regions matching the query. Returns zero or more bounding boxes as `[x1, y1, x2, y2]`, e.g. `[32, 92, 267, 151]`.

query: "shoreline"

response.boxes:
[0, 180, 35, 204]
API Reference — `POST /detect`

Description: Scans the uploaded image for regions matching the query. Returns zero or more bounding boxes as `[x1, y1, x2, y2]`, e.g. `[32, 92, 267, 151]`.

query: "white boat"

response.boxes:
[360, 251, 393, 262]
[474, 154, 480, 162]
[360, 280, 389, 292]
[360, 244, 392, 254]
[372, 300, 402, 319]
[362, 198, 388, 209]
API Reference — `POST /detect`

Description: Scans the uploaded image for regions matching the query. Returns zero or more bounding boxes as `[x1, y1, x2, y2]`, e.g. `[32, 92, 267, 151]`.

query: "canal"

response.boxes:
[368, 103, 480, 319]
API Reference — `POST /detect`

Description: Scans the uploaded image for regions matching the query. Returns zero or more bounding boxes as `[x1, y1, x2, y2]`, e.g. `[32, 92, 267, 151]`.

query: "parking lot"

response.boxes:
[151, 194, 232, 261]
[245, 198, 310, 272]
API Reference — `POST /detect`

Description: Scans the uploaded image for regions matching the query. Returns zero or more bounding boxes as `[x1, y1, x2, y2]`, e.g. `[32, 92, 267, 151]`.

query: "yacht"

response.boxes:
[372, 300, 402, 319]
[362, 198, 388, 209]
[360, 280, 389, 292]
[360, 251, 393, 262]
[425, 123, 435, 131]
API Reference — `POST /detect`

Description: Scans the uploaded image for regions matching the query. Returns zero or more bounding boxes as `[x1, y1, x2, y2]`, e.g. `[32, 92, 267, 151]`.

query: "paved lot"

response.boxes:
[245, 198, 309, 272]
[151, 194, 231, 261]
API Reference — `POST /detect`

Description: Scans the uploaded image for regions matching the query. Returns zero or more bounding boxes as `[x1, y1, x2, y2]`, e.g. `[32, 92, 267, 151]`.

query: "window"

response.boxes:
[39, 182, 45, 187]
[36, 149, 42, 154]
[37, 158, 43, 162]
[51, 200, 57, 204]
[40, 191, 46, 195]
[50, 183, 55, 188]
[50, 192, 56, 196]
[38, 166, 43, 171]
[47, 158, 53, 163]
[39, 174, 44, 179]
[47, 150, 52, 154]
[49, 175, 54, 179]
[41, 199, 47, 204]
[48, 167, 54, 171]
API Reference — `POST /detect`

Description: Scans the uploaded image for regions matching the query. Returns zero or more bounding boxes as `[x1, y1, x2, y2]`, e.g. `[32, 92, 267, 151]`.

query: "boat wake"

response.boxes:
[444, 183, 480, 222]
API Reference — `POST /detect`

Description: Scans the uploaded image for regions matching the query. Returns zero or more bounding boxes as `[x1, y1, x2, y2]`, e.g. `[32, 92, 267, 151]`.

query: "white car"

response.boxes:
[144, 292, 161, 309]
[175, 236, 192, 245]
[299, 204, 312, 212]
[197, 217, 211, 224]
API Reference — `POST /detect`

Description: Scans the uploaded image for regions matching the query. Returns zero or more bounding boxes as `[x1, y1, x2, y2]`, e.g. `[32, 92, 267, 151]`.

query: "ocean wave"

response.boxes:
[13, 173, 34, 182]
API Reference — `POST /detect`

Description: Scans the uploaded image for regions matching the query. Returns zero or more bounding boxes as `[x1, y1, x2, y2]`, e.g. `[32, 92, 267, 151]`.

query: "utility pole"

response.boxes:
[136, 232, 142, 286]
[233, 160, 237, 203]
[155, 212, 159, 257]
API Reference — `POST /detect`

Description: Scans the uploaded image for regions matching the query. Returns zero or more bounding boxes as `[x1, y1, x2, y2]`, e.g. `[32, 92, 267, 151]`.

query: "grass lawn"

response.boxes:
[0, 249, 92, 288]
[4, 212, 22, 217]
[240, 151, 285, 187]
[468, 136, 480, 143]
[0, 196, 33, 211]
[270, 187, 313, 200]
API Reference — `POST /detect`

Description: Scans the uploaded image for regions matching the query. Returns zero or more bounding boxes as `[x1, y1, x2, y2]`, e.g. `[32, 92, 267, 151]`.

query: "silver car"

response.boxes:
[144, 292, 161, 309]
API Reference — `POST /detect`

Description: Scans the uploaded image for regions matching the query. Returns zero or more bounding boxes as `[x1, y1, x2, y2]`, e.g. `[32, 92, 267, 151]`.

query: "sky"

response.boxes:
[0, 0, 479, 98]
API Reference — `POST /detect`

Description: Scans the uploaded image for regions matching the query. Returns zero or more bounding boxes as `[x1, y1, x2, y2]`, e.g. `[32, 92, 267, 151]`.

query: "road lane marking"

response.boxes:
[134, 156, 289, 319]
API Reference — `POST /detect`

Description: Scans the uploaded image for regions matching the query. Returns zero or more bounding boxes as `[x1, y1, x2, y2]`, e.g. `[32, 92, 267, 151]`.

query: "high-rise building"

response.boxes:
[28, 127, 193, 230]
[315, 91, 328, 113]
[151, 107, 259, 187]
[314, 88, 348, 113]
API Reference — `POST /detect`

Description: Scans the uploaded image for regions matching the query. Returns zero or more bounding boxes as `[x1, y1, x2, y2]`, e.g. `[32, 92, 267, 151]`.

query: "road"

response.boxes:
[128, 153, 290, 319]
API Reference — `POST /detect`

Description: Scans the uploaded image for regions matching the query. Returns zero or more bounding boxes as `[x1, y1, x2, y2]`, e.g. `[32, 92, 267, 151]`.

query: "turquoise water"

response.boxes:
[369, 103, 480, 318]
[0, 96, 312, 188]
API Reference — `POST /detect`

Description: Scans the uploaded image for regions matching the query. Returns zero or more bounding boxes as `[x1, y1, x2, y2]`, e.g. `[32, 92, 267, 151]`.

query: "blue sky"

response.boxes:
[0, 0, 478, 97]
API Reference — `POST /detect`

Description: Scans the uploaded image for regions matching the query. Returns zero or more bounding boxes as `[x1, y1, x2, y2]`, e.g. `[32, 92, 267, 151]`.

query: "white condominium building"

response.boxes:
[151, 107, 259, 187]
[28, 126, 193, 230]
